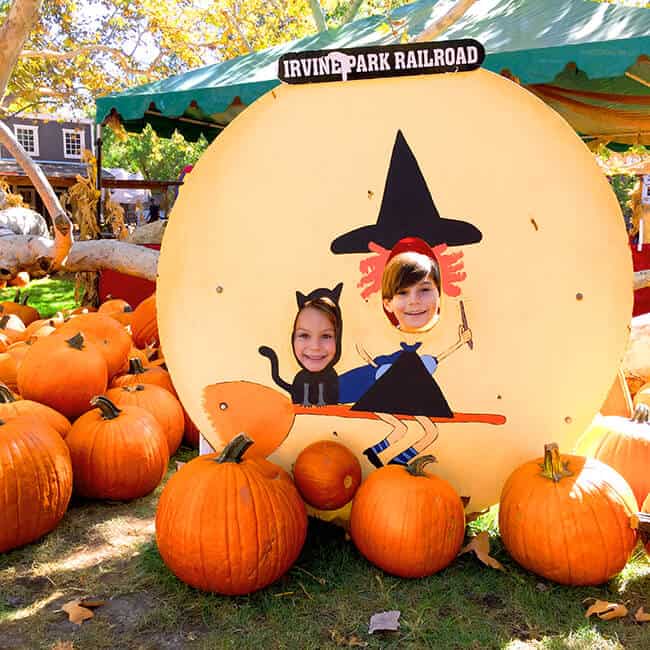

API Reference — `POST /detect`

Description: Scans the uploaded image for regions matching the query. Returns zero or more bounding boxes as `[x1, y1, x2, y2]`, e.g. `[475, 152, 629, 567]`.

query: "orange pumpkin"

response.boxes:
[182, 407, 200, 448]
[0, 313, 26, 343]
[0, 340, 34, 392]
[56, 313, 131, 379]
[130, 293, 159, 348]
[293, 440, 361, 510]
[0, 383, 71, 438]
[350, 456, 465, 578]
[499, 443, 638, 585]
[0, 414, 73, 552]
[111, 357, 176, 395]
[0, 291, 39, 325]
[17, 332, 108, 419]
[579, 404, 650, 508]
[65, 395, 168, 500]
[8, 271, 30, 288]
[105, 384, 184, 455]
[156, 434, 307, 594]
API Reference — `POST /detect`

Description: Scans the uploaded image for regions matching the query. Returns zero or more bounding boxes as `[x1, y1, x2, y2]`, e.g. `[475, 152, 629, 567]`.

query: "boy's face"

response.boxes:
[293, 307, 337, 372]
[383, 276, 439, 332]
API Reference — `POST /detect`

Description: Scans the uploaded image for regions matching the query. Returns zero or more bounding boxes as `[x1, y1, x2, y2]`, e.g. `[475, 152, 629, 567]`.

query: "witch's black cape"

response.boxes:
[351, 349, 453, 417]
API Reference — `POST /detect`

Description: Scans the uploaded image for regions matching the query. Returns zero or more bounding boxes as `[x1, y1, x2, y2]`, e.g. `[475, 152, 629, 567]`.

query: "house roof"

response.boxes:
[0, 160, 115, 183]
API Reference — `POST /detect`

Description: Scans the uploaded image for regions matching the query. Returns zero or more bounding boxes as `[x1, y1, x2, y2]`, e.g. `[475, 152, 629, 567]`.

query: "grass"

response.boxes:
[1, 447, 650, 650]
[0, 276, 81, 318]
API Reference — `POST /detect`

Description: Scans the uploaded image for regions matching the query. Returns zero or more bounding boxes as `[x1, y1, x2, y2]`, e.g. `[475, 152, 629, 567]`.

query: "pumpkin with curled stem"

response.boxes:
[156, 433, 307, 595]
[105, 384, 184, 455]
[499, 443, 638, 585]
[17, 333, 108, 419]
[0, 414, 72, 552]
[350, 456, 465, 578]
[65, 395, 168, 500]
[293, 440, 361, 510]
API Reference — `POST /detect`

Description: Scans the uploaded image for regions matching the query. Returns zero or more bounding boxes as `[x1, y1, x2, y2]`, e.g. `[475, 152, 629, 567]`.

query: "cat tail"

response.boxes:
[258, 346, 292, 393]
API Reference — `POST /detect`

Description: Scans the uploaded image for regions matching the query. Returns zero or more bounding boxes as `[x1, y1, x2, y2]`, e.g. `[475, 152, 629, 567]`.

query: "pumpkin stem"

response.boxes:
[539, 443, 573, 482]
[65, 332, 85, 350]
[19, 292, 29, 306]
[123, 385, 145, 393]
[90, 395, 122, 420]
[128, 358, 147, 375]
[0, 383, 17, 403]
[12, 290, 19, 304]
[405, 454, 437, 476]
[638, 512, 650, 543]
[631, 403, 650, 424]
[215, 433, 254, 463]
[0, 314, 9, 329]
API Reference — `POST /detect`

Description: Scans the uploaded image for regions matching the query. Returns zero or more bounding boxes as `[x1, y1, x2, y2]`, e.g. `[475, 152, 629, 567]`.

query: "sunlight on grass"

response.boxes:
[0, 277, 81, 317]
[3, 590, 64, 623]
[611, 544, 650, 594]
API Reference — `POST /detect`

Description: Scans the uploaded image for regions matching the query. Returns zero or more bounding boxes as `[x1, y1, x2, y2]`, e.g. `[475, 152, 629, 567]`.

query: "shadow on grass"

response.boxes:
[0, 277, 81, 318]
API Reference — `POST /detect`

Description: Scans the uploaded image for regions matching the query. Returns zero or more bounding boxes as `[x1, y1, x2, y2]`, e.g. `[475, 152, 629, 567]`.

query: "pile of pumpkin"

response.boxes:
[0, 291, 199, 554]
[157, 415, 650, 596]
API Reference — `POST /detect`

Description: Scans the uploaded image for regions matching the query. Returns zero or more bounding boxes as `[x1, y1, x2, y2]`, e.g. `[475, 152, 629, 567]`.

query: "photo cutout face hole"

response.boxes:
[381, 239, 441, 333]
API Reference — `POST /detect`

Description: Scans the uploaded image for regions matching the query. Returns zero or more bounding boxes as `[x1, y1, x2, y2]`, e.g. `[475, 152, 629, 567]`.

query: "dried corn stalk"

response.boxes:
[0, 179, 26, 208]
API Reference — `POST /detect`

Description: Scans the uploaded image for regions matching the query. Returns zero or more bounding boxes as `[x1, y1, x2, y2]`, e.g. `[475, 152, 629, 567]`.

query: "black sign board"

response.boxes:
[278, 39, 485, 84]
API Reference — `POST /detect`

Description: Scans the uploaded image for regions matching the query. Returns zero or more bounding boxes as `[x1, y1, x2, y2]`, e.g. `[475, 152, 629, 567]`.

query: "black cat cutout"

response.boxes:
[259, 283, 343, 406]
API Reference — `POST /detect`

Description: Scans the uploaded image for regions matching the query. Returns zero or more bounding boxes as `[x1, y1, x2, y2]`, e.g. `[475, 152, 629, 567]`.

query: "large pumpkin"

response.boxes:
[130, 293, 159, 348]
[56, 313, 132, 379]
[293, 440, 361, 510]
[576, 404, 650, 507]
[17, 333, 108, 419]
[350, 456, 465, 578]
[105, 384, 184, 455]
[499, 443, 638, 585]
[0, 383, 71, 438]
[156, 434, 307, 594]
[65, 395, 168, 500]
[0, 415, 73, 552]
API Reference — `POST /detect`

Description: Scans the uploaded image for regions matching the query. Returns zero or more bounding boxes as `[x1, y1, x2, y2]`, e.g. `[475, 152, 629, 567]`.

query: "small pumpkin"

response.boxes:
[0, 383, 71, 438]
[130, 293, 159, 348]
[576, 404, 650, 507]
[0, 313, 26, 343]
[350, 456, 465, 578]
[111, 357, 176, 395]
[65, 395, 168, 500]
[0, 291, 39, 326]
[0, 414, 73, 552]
[0, 340, 34, 392]
[499, 443, 638, 585]
[56, 313, 131, 379]
[293, 440, 362, 510]
[8, 271, 30, 288]
[105, 384, 184, 455]
[17, 332, 108, 419]
[98, 298, 133, 326]
[156, 433, 307, 594]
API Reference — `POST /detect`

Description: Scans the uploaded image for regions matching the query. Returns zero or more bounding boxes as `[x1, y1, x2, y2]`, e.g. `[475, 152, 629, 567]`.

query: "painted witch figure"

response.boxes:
[333, 129, 482, 467]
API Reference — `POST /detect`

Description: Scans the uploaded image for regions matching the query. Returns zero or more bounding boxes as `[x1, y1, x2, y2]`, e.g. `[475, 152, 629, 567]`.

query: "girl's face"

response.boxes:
[383, 276, 439, 332]
[293, 306, 337, 372]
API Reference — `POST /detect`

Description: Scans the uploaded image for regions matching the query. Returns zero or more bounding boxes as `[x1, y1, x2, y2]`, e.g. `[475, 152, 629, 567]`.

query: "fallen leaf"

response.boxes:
[51, 642, 75, 650]
[61, 600, 94, 626]
[329, 629, 368, 646]
[635, 607, 650, 622]
[368, 610, 400, 634]
[459, 531, 505, 571]
[584, 600, 628, 620]
[78, 598, 106, 608]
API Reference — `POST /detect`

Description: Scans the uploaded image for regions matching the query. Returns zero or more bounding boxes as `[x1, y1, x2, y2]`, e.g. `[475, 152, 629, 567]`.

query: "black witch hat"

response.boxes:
[330, 130, 482, 254]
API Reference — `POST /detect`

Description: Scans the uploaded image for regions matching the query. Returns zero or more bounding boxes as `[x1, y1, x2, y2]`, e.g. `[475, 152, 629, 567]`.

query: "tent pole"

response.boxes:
[96, 124, 103, 232]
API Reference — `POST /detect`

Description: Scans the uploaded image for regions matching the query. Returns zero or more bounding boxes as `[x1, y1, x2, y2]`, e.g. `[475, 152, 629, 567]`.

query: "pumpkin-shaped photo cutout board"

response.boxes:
[158, 67, 632, 513]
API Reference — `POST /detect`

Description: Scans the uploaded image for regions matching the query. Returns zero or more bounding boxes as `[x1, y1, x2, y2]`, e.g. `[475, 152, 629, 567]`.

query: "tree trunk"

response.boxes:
[308, 0, 327, 32]
[412, 0, 478, 42]
[0, 0, 43, 102]
[0, 236, 159, 281]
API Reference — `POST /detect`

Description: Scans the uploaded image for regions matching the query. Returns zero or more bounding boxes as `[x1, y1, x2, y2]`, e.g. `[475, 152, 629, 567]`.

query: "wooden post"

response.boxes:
[95, 124, 103, 231]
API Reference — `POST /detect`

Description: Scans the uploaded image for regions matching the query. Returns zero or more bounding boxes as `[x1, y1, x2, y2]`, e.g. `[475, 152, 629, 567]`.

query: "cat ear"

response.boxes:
[296, 291, 307, 308]
[331, 282, 343, 303]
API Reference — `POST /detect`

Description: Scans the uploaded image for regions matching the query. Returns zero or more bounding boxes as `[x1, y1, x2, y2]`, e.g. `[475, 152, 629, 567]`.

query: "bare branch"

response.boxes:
[635, 269, 650, 291]
[308, 0, 327, 32]
[412, 0, 478, 43]
[343, 0, 365, 24]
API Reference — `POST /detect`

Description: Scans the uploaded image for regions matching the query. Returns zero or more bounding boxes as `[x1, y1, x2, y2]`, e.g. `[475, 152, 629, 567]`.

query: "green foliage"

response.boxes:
[0, 277, 80, 318]
[101, 124, 208, 182]
[609, 174, 637, 231]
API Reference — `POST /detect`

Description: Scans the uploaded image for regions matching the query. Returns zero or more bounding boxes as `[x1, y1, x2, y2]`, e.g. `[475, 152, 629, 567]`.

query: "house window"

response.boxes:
[14, 125, 39, 156]
[63, 128, 84, 159]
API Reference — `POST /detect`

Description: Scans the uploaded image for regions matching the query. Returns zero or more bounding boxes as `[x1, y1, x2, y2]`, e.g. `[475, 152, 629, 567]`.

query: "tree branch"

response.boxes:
[343, 0, 365, 24]
[0, 237, 159, 281]
[635, 269, 650, 291]
[308, 0, 327, 32]
[412, 0, 478, 43]
[0, 120, 72, 270]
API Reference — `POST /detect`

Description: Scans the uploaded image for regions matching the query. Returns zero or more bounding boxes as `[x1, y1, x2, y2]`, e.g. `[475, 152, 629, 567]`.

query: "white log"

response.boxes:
[635, 269, 650, 291]
[0, 236, 159, 281]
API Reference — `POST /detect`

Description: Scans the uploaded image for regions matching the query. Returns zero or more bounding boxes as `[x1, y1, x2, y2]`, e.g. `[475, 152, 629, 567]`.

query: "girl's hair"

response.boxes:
[382, 251, 440, 301]
[292, 297, 342, 338]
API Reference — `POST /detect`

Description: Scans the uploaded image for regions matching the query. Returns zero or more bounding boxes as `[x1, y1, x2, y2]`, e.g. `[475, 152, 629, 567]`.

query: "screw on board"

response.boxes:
[216, 285, 224, 294]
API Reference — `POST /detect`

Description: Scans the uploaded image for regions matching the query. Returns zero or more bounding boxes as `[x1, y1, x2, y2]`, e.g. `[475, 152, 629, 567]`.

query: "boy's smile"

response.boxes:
[383, 278, 439, 332]
[293, 307, 337, 372]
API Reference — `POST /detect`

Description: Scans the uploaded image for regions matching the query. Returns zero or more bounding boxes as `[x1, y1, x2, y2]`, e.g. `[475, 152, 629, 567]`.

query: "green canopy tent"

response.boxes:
[95, 0, 650, 147]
